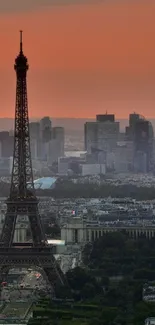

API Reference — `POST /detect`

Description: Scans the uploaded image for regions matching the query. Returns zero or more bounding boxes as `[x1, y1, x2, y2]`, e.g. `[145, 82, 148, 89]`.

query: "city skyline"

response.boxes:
[0, 0, 155, 118]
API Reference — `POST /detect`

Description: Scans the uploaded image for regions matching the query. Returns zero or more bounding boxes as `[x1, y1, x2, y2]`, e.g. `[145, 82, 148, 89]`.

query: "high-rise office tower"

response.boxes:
[84, 114, 120, 156]
[126, 113, 140, 140]
[29, 122, 41, 159]
[114, 141, 134, 173]
[40, 116, 52, 143]
[129, 113, 140, 128]
[134, 119, 154, 173]
[0, 132, 14, 158]
[40, 117, 52, 160]
[48, 127, 65, 164]
[52, 127, 64, 146]
[29, 122, 40, 138]
[126, 113, 154, 173]
[96, 114, 115, 123]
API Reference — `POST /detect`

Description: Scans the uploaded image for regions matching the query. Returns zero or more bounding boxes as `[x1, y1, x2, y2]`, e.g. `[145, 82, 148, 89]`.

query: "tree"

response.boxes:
[81, 283, 96, 299]
[66, 267, 95, 291]
[133, 269, 155, 281]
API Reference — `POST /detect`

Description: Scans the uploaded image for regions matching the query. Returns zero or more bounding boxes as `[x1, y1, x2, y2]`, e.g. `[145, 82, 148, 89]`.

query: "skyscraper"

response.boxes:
[48, 127, 65, 164]
[29, 122, 41, 159]
[134, 119, 154, 173]
[0, 132, 14, 158]
[126, 113, 154, 173]
[40, 116, 52, 143]
[84, 114, 120, 156]
[40, 116, 52, 160]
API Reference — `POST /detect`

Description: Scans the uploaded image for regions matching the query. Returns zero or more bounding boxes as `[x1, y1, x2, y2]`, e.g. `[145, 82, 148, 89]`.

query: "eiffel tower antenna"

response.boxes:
[20, 30, 23, 52]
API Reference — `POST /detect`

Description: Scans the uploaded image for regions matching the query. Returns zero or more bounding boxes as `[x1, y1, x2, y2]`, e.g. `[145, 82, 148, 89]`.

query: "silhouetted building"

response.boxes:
[134, 119, 154, 173]
[40, 116, 52, 160]
[29, 122, 40, 138]
[58, 156, 85, 175]
[84, 114, 119, 161]
[29, 122, 41, 159]
[47, 127, 65, 164]
[125, 112, 140, 140]
[52, 127, 64, 143]
[40, 116, 52, 143]
[114, 141, 134, 173]
[129, 113, 140, 128]
[0, 132, 14, 157]
[126, 113, 154, 173]
[96, 114, 115, 123]
[0, 157, 13, 176]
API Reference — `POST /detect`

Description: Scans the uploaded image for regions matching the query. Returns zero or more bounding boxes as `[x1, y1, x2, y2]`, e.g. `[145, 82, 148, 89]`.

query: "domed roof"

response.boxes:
[33, 177, 57, 190]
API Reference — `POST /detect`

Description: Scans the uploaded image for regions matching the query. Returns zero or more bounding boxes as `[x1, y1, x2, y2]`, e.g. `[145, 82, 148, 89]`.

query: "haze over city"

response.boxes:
[0, 0, 155, 118]
[1, 1, 155, 324]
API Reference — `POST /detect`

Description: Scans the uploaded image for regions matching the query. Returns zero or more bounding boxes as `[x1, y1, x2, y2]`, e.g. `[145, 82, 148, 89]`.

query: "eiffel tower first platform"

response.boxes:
[0, 31, 66, 289]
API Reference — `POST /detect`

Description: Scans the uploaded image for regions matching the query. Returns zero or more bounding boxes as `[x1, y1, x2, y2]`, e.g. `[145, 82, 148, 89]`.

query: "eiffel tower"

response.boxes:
[0, 31, 66, 289]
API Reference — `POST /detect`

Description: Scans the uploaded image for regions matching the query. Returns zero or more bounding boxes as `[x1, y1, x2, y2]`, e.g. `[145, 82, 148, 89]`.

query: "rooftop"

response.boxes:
[33, 177, 57, 190]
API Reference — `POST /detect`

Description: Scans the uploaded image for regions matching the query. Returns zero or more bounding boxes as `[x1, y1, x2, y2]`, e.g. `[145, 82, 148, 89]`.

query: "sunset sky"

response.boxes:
[0, 0, 155, 118]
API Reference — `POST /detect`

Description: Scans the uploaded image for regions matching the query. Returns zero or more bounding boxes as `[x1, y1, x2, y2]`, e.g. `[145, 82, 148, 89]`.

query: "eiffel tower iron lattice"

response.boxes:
[0, 31, 66, 288]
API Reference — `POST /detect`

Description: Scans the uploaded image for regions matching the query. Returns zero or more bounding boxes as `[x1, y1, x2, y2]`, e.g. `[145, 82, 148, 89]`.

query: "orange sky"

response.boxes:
[0, 0, 155, 118]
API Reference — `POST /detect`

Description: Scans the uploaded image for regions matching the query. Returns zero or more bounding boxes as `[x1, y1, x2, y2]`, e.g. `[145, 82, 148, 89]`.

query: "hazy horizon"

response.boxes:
[1, 117, 155, 133]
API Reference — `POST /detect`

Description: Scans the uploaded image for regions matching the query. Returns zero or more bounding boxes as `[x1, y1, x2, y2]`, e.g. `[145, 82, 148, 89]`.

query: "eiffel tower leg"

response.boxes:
[44, 268, 63, 288]
[44, 266, 69, 298]
[44, 256, 67, 288]
[0, 212, 17, 247]
[0, 266, 13, 302]
[0, 266, 9, 298]
[28, 211, 45, 246]
[0, 267, 9, 283]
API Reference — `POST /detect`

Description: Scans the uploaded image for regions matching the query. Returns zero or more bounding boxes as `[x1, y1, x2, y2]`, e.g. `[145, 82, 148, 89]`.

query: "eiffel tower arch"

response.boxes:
[0, 31, 66, 290]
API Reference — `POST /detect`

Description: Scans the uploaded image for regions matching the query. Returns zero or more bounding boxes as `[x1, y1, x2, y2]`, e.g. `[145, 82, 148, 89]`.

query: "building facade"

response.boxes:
[61, 217, 155, 245]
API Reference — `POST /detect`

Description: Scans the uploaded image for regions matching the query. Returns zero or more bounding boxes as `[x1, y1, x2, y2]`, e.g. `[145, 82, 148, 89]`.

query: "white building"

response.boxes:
[145, 318, 155, 325]
[61, 217, 155, 245]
